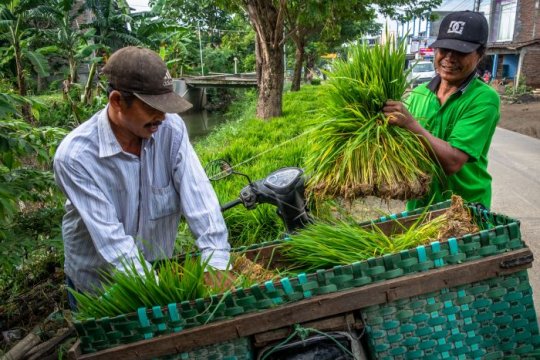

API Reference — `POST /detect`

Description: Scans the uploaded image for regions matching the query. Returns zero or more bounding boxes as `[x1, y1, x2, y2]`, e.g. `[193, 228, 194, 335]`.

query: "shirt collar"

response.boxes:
[98, 105, 123, 158]
[426, 71, 478, 95]
[97, 105, 155, 158]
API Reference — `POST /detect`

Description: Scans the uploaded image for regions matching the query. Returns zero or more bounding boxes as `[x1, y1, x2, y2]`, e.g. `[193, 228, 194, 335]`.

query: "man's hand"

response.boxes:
[383, 100, 417, 131]
[204, 270, 236, 293]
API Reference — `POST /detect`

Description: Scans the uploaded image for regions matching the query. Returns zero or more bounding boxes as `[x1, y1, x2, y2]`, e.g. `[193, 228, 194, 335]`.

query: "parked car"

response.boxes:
[407, 60, 436, 88]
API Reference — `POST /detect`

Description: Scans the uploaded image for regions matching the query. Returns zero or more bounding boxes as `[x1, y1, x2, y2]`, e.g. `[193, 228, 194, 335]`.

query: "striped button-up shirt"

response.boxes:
[53, 106, 230, 293]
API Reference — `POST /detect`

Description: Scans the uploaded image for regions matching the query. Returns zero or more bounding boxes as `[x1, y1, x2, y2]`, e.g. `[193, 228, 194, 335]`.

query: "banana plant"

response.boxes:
[0, 0, 51, 123]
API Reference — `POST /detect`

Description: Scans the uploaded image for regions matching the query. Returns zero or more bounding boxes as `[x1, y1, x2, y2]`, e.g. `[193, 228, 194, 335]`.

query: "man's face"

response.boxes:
[435, 48, 481, 85]
[118, 97, 166, 139]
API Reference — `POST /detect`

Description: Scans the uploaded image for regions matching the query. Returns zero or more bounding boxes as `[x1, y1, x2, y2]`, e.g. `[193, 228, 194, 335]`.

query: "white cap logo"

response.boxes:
[447, 21, 466, 35]
[163, 70, 173, 87]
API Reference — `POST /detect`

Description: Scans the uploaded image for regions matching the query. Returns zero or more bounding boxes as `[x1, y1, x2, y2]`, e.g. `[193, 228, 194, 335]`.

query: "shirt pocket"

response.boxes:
[148, 182, 181, 220]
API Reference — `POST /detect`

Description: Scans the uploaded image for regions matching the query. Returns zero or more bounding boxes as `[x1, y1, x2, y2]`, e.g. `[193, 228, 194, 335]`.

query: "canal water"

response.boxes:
[181, 109, 227, 142]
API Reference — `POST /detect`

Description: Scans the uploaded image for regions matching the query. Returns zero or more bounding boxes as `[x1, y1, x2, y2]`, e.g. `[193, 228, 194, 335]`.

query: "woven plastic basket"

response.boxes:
[73, 201, 526, 355]
[363, 270, 539, 359]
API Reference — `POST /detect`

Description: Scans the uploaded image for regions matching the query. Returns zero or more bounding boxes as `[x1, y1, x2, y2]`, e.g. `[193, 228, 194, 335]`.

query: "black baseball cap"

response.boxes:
[102, 46, 193, 113]
[431, 11, 489, 53]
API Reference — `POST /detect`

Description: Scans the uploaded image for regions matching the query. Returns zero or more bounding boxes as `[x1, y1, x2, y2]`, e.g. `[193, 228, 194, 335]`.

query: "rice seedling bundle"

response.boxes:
[305, 38, 438, 200]
[72, 254, 213, 319]
[73, 253, 279, 319]
[281, 196, 477, 272]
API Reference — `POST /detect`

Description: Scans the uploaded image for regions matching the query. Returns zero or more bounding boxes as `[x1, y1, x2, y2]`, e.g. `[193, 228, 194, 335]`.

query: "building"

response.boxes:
[431, 0, 540, 89]
[485, 0, 540, 89]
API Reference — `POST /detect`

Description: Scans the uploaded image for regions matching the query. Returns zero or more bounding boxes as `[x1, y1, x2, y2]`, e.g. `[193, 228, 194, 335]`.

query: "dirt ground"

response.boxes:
[498, 99, 540, 139]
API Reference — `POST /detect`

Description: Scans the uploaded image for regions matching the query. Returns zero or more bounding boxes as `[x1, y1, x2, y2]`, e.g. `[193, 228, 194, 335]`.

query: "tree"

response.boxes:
[378, 0, 441, 23]
[131, 3, 195, 77]
[80, 0, 144, 104]
[37, 0, 89, 83]
[216, 0, 442, 119]
[0, 93, 67, 240]
[284, 1, 379, 91]
[0, 0, 50, 122]
[153, 0, 232, 47]
[216, 0, 285, 119]
[219, 15, 256, 73]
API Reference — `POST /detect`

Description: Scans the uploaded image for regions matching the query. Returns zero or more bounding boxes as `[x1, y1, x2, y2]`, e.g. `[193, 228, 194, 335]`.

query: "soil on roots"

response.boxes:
[438, 195, 479, 240]
[233, 255, 278, 284]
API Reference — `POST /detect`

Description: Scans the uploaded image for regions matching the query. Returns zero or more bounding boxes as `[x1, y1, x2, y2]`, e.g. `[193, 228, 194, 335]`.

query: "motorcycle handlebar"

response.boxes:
[221, 198, 243, 212]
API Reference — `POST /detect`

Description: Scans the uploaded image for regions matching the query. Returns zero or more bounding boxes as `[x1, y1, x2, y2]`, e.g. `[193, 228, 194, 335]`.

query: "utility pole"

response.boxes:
[198, 22, 204, 76]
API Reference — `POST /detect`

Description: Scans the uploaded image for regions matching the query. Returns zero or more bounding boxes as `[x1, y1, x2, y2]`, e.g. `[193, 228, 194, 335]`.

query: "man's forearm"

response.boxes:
[406, 122, 468, 175]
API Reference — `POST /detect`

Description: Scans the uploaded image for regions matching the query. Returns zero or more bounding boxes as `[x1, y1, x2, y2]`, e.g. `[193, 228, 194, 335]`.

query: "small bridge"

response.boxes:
[173, 73, 258, 110]
[183, 73, 258, 88]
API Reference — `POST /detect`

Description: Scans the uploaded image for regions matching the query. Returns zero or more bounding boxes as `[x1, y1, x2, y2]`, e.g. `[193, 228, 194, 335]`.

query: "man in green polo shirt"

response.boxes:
[383, 11, 500, 210]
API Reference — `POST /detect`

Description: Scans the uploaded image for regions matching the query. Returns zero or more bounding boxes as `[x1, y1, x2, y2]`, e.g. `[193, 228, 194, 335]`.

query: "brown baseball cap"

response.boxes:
[102, 46, 192, 113]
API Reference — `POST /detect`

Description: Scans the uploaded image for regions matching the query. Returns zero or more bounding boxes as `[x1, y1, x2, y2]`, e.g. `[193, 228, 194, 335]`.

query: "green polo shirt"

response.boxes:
[405, 74, 500, 210]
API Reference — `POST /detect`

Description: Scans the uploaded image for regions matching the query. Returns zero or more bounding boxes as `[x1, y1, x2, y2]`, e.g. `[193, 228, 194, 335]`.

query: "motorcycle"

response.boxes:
[205, 159, 366, 360]
[205, 160, 367, 359]
[205, 159, 311, 234]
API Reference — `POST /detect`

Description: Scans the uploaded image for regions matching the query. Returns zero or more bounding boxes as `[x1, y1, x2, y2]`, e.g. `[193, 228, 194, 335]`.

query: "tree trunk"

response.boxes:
[83, 61, 98, 105]
[305, 51, 316, 83]
[291, 41, 305, 92]
[246, 0, 285, 120]
[69, 56, 77, 83]
[14, 44, 34, 124]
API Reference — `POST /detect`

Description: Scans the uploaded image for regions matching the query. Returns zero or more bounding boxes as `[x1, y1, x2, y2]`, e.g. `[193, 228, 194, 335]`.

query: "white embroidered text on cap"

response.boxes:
[447, 21, 466, 35]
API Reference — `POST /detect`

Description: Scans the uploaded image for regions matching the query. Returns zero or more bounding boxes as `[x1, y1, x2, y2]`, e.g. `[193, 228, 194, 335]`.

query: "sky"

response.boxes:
[126, 0, 150, 12]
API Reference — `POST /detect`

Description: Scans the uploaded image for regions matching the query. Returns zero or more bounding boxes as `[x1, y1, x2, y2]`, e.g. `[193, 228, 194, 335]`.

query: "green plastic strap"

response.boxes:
[508, 222, 520, 239]
[448, 238, 458, 255]
[417, 245, 427, 263]
[390, 213, 397, 220]
[265, 281, 283, 305]
[167, 303, 183, 332]
[431, 241, 444, 268]
[137, 308, 153, 340]
[152, 306, 167, 332]
[426, 297, 449, 357]
[401, 210, 409, 217]
[297, 273, 312, 298]
[453, 289, 470, 354]
[280, 277, 294, 295]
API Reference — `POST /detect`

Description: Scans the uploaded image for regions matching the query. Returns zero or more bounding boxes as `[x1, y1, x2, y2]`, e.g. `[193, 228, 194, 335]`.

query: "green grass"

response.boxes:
[186, 86, 325, 249]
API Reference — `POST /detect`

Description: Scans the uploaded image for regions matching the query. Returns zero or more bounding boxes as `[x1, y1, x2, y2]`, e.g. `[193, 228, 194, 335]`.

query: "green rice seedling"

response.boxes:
[72, 252, 219, 319]
[305, 38, 438, 201]
[280, 212, 448, 272]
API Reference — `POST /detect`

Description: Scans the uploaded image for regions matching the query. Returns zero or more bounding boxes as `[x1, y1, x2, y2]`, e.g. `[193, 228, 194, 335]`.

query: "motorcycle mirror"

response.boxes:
[205, 159, 233, 181]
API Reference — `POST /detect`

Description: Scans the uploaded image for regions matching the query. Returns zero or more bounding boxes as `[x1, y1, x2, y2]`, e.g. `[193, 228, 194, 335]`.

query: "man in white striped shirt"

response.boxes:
[53, 47, 232, 305]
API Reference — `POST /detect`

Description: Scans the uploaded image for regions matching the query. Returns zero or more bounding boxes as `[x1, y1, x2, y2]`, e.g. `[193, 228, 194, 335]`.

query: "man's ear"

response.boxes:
[108, 90, 124, 111]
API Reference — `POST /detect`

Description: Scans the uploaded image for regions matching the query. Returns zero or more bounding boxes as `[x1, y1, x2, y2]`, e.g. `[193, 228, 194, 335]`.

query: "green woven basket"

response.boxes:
[73, 201, 525, 355]
[363, 270, 540, 359]
[155, 336, 252, 360]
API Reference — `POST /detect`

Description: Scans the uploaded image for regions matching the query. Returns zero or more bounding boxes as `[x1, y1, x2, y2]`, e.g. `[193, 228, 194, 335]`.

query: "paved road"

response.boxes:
[489, 127, 540, 317]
